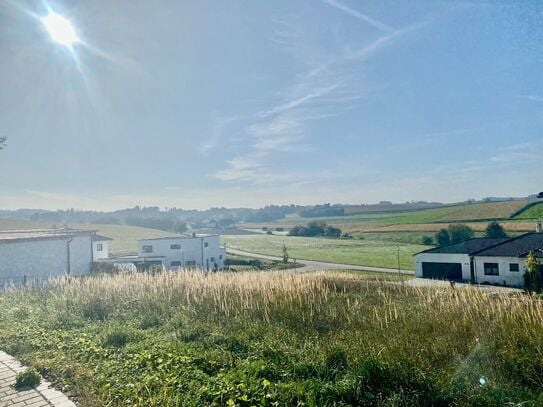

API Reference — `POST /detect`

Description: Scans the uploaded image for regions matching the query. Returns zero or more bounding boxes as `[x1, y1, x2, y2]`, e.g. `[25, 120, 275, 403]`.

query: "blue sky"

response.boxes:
[0, 0, 542, 210]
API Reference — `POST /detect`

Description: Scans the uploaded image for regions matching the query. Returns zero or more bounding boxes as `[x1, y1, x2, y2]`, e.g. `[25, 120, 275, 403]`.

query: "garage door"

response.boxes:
[422, 262, 462, 280]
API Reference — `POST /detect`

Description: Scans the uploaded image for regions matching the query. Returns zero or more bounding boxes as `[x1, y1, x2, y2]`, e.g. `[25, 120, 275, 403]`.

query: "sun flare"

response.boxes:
[41, 11, 79, 46]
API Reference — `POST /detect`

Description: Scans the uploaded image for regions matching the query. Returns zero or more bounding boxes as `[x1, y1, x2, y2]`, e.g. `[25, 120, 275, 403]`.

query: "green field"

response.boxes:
[223, 234, 425, 270]
[513, 202, 543, 220]
[1, 271, 542, 406]
[279, 199, 534, 227]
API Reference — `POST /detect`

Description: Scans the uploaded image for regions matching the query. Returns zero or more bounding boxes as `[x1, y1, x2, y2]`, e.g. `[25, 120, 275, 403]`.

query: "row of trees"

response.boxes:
[288, 221, 342, 238]
[125, 216, 187, 233]
[423, 221, 509, 246]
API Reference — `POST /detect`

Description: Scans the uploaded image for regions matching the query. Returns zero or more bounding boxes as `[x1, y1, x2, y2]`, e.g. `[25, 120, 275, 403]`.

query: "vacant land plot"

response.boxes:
[0, 271, 541, 406]
[222, 234, 424, 270]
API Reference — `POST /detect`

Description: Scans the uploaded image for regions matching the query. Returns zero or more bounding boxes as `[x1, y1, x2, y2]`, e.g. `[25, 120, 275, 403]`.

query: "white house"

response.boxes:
[136, 234, 226, 271]
[414, 226, 543, 287]
[0, 228, 97, 283]
[92, 234, 112, 260]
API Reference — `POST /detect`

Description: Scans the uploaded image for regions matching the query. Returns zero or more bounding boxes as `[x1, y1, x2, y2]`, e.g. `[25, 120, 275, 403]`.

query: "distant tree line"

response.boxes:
[125, 216, 187, 233]
[288, 221, 342, 238]
[299, 204, 345, 218]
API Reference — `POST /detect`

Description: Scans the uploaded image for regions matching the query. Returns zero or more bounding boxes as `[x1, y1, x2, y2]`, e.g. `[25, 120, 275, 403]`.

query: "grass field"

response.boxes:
[513, 202, 543, 220]
[1, 271, 542, 406]
[223, 234, 425, 270]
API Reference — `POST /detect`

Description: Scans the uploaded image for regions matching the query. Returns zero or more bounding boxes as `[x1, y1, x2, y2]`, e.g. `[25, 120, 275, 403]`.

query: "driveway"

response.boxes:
[226, 247, 414, 275]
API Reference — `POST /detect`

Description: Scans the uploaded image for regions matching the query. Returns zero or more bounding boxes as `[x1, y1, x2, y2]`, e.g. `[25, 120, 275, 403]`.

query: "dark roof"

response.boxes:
[92, 234, 113, 242]
[0, 228, 96, 244]
[473, 233, 543, 258]
[418, 238, 509, 255]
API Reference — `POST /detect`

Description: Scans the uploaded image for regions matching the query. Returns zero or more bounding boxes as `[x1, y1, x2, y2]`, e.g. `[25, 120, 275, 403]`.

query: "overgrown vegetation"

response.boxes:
[1, 271, 543, 406]
[15, 368, 41, 389]
[289, 220, 342, 237]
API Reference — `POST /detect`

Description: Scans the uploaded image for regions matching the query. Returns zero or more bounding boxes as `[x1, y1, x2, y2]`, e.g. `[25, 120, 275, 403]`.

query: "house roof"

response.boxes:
[418, 238, 509, 255]
[0, 228, 96, 244]
[473, 233, 543, 258]
[92, 234, 113, 242]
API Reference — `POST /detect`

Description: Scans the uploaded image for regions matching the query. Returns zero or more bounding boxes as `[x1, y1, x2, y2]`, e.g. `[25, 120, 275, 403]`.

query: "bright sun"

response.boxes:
[41, 11, 79, 46]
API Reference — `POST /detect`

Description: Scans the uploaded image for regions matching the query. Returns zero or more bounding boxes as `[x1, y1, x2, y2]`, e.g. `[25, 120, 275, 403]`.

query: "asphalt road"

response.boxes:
[226, 247, 414, 275]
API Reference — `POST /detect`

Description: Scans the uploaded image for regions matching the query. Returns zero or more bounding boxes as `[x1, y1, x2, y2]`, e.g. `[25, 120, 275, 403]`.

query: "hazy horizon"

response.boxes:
[1, 1, 542, 211]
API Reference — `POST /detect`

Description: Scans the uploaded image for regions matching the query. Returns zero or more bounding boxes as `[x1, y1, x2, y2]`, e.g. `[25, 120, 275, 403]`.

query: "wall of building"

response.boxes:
[0, 235, 93, 282]
[414, 253, 472, 280]
[92, 241, 109, 260]
[137, 235, 225, 270]
[473, 256, 526, 287]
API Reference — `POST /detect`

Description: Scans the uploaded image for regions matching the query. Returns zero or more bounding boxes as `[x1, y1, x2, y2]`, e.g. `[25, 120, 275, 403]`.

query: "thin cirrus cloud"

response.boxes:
[213, 3, 429, 186]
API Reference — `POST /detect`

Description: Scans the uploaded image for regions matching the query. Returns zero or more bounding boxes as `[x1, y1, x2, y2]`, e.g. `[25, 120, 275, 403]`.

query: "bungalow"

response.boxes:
[0, 228, 101, 283]
[92, 234, 112, 260]
[414, 224, 543, 287]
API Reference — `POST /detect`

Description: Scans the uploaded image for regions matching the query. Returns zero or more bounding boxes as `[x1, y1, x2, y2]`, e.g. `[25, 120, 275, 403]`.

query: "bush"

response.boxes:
[435, 229, 450, 246]
[485, 221, 508, 239]
[422, 236, 433, 245]
[15, 368, 41, 389]
[102, 326, 137, 348]
[448, 224, 474, 244]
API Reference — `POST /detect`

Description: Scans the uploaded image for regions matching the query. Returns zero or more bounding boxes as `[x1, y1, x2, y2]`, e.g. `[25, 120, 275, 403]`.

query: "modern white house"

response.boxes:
[0, 228, 99, 283]
[135, 234, 226, 271]
[414, 226, 543, 287]
[92, 234, 113, 260]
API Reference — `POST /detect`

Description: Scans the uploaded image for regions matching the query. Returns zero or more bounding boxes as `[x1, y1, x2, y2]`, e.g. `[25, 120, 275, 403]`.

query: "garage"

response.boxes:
[422, 262, 462, 280]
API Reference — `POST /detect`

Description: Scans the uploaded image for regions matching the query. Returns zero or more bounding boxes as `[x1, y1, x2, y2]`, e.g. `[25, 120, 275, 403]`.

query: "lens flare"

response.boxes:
[41, 11, 79, 46]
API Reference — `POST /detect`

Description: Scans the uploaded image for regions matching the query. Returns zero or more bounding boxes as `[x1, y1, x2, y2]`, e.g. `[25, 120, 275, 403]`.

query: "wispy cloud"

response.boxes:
[322, 0, 393, 32]
[519, 94, 543, 103]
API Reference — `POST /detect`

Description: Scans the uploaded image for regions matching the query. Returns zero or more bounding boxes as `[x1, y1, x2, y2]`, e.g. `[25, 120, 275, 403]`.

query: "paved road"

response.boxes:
[226, 247, 414, 275]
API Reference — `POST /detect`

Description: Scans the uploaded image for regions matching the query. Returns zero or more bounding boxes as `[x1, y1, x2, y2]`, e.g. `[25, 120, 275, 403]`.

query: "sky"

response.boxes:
[0, 0, 542, 210]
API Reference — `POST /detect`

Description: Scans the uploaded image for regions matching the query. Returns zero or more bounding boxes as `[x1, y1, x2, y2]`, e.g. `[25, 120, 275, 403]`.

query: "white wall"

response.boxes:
[414, 253, 471, 280]
[0, 235, 93, 282]
[473, 256, 526, 287]
[138, 235, 225, 270]
[92, 241, 109, 260]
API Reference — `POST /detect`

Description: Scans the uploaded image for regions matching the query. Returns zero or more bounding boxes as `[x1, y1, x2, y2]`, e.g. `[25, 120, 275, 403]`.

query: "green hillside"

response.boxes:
[513, 201, 543, 220]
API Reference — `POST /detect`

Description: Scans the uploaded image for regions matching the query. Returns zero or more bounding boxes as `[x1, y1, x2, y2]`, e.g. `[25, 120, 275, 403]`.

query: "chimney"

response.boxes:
[537, 222, 542, 233]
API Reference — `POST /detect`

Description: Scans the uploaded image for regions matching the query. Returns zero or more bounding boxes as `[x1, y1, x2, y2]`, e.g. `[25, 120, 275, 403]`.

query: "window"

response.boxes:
[96, 243, 103, 252]
[484, 263, 499, 276]
[170, 261, 182, 267]
[185, 260, 196, 267]
[219, 255, 223, 260]
[509, 263, 519, 272]
[210, 257, 215, 262]
[170, 244, 181, 250]
[142, 245, 153, 254]
[204, 242, 209, 248]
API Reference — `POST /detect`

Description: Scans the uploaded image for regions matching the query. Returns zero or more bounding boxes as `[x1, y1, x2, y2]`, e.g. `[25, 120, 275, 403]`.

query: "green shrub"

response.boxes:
[102, 326, 137, 348]
[15, 368, 41, 389]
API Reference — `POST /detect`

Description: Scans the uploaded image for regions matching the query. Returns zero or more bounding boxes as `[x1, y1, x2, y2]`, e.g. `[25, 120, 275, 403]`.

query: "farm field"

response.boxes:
[222, 234, 425, 270]
[513, 202, 543, 220]
[0, 271, 542, 406]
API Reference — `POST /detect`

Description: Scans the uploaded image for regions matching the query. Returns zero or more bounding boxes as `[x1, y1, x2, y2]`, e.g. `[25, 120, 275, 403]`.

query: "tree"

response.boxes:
[435, 229, 450, 246]
[324, 225, 342, 237]
[524, 251, 542, 293]
[448, 224, 474, 244]
[282, 244, 289, 265]
[422, 236, 433, 245]
[485, 221, 508, 239]
[288, 225, 308, 236]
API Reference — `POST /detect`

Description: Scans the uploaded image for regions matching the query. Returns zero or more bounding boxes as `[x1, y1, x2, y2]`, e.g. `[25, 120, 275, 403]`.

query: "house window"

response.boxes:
[210, 257, 215, 262]
[142, 245, 153, 254]
[204, 242, 209, 248]
[509, 263, 520, 272]
[170, 244, 181, 250]
[185, 260, 196, 267]
[219, 255, 223, 260]
[170, 261, 182, 267]
[96, 243, 103, 252]
[484, 263, 499, 276]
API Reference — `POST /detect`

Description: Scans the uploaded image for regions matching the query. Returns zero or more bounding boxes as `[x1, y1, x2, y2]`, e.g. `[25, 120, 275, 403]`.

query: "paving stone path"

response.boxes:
[0, 351, 75, 407]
